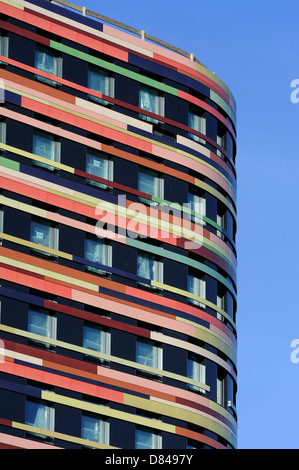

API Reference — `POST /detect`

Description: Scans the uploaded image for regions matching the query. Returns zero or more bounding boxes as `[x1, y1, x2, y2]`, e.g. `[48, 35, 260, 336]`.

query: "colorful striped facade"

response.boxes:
[0, 0, 237, 449]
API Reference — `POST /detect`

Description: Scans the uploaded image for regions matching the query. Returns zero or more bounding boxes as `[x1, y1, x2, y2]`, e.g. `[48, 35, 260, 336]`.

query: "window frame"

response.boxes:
[32, 129, 61, 171]
[84, 233, 112, 276]
[81, 411, 110, 446]
[88, 65, 114, 106]
[138, 166, 164, 200]
[34, 44, 62, 87]
[137, 250, 163, 284]
[83, 322, 111, 364]
[188, 108, 206, 145]
[86, 148, 113, 190]
[25, 397, 55, 434]
[135, 425, 162, 450]
[30, 216, 59, 256]
[139, 84, 164, 124]
[187, 353, 206, 394]
[0, 32, 8, 65]
[136, 337, 162, 372]
[188, 187, 206, 225]
[187, 272, 206, 309]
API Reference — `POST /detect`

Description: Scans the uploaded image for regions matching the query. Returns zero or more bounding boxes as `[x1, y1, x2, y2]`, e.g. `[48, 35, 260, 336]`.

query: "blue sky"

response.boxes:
[69, 0, 299, 448]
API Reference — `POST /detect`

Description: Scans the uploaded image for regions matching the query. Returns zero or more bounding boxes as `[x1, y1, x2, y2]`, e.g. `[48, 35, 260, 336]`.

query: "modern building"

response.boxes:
[0, 0, 237, 450]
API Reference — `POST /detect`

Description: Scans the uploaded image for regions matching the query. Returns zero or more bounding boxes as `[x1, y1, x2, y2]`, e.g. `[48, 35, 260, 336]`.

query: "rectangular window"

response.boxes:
[137, 250, 163, 283]
[188, 110, 206, 145]
[139, 85, 164, 124]
[35, 45, 62, 86]
[217, 286, 234, 321]
[83, 323, 110, 357]
[0, 121, 6, 145]
[86, 149, 113, 190]
[81, 412, 109, 445]
[0, 32, 8, 64]
[136, 338, 162, 370]
[25, 398, 54, 432]
[135, 426, 161, 450]
[33, 130, 60, 171]
[217, 125, 233, 160]
[188, 188, 206, 224]
[88, 65, 114, 105]
[85, 234, 112, 275]
[28, 307, 56, 349]
[187, 354, 206, 394]
[30, 217, 58, 253]
[138, 167, 164, 200]
[188, 273, 206, 309]
[217, 369, 227, 407]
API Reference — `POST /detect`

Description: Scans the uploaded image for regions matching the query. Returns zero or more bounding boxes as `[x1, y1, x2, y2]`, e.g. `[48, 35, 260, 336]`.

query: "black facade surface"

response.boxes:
[0, 0, 237, 451]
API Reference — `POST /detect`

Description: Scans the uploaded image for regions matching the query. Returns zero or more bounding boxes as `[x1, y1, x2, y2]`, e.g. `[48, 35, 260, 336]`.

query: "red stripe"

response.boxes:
[0, 20, 50, 47]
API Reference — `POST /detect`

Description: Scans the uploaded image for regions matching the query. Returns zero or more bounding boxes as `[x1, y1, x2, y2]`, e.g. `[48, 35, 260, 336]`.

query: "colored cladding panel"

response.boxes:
[0, 0, 237, 450]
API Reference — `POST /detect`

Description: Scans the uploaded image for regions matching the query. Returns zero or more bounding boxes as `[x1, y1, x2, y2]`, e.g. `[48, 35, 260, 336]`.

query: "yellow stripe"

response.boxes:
[0, 164, 235, 264]
[124, 394, 236, 436]
[0, 0, 23, 10]
[4, 83, 236, 203]
[12, 421, 117, 448]
[40, 391, 233, 442]
[151, 280, 236, 330]
[0, 142, 74, 173]
[0, 232, 73, 260]
[0, 324, 211, 389]
[41, 391, 176, 434]
[0, 253, 99, 292]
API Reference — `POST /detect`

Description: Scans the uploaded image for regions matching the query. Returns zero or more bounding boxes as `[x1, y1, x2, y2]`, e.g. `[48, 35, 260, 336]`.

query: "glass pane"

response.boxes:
[139, 86, 159, 114]
[86, 152, 109, 179]
[33, 132, 55, 161]
[26, 401, 47, 429]
[138, 168, 160, 197]
[83, 325, 103, 352]
[135, 428, 154, 449]
[35, 49, 56, 75]
[82, 414, 103, 442]
[188, 191, 206, 219]
[137, 252, 160, 282]
[30, 220, 51, 248]
[85, 237, 106, 264]
[136, 339, 158, 368]
[28, 309, 51, 337]
[88, 68, 109, 95]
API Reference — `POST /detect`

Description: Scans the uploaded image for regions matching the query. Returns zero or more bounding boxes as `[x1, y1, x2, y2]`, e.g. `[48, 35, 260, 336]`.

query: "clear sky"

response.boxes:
[65, 0, 299, 449]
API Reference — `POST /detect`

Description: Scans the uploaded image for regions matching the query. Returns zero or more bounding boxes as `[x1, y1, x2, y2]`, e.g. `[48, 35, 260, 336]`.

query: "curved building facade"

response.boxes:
[0, 0, 237, 450]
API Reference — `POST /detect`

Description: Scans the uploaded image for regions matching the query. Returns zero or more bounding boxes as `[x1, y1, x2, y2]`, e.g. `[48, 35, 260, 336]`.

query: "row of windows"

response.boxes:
[25, 392, 216, 448]
[25, 394, 161, 449]
[5, 302, 236, 411]
[0, 32, 235, 162]
[0, 121, 236, 243]
[0, 211, 235, 321]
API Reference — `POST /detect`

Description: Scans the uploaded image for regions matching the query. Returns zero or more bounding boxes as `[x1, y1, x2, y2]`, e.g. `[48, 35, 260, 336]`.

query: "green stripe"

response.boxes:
[127, 237, 237, 298]
[49, 40, 237, 123]
[51, 40, 177, 96]
[0, 156, 20, 171]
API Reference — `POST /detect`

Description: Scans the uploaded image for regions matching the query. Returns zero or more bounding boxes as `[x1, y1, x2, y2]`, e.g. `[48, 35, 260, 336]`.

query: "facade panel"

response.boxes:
[0, 0, 237, 450]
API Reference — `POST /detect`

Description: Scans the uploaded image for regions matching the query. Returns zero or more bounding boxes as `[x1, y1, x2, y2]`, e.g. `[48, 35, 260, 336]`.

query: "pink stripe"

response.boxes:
[2, 77, 127, 130]
[71, 289, 195, 336]
[1, 361, 124, 403]
[96, 364, 211, 407]
[0, 433, 62, 449]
